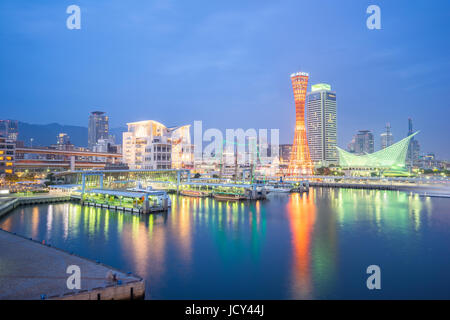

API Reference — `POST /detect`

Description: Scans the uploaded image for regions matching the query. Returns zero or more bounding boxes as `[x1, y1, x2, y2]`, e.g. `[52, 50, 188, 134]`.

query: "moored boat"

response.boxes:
[212, 192, 248, 201]
[180, 189, 211, 197]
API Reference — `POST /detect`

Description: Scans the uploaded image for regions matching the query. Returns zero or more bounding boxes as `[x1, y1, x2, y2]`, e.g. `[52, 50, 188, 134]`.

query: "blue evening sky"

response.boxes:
[0, 0, 449, 158]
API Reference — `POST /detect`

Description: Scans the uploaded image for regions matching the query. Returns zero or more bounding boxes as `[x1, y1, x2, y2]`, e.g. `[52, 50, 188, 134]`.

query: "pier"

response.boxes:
[0, 190, 170, 219]
[308, 181, 400, 190]
[307, 181, 450, 195]
[0, 229, 145, 300]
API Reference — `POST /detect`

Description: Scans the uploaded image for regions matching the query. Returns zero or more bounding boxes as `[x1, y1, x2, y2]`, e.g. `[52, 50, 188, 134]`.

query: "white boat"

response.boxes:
[265, 186, 292, 193]
[180, 189, 211, 197]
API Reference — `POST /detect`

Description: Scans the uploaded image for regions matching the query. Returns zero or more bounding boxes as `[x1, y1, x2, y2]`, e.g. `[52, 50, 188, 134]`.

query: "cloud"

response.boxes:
[362, 47, 402, 63]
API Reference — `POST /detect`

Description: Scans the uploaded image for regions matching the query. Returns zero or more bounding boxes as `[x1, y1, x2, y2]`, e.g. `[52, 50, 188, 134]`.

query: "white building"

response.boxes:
[123, 120, 193, 170]
[306, 83, 338, 166]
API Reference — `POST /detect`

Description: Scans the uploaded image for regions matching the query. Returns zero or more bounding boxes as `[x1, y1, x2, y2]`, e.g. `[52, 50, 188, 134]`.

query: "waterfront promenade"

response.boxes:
[0, 229, 145, 300]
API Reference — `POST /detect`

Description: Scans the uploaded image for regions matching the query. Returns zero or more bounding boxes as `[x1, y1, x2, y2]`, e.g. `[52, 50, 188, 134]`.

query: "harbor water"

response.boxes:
[1, 188, 449, 299]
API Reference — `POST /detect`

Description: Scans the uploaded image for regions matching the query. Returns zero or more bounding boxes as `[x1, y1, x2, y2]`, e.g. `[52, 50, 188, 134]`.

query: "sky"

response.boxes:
[1, 0, 449, 158]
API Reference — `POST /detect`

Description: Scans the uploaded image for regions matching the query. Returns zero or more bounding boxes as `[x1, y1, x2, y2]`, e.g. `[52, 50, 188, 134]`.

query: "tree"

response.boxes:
[315, 167, 331, 175]
[22, 172, 36, 180]
[44, 172, 55, 186]
[4, 173, 19, 182]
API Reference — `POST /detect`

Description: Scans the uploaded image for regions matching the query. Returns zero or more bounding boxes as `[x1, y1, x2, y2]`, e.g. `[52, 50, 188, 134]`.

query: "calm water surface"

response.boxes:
[1, 188, 450, 299]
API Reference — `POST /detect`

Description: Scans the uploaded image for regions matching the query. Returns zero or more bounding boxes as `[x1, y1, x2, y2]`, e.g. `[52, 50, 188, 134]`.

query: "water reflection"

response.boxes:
[0, 188, 448, 299]
[286, 191, 316, 299]
[331, 189, 429, 233]
[31, 206, 39, 239]
[168, 196, 192, 276]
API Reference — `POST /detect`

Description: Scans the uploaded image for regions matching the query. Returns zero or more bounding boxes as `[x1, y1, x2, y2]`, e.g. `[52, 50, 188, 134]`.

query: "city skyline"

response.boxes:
[0, 110, 442, 161]
[1, 1, 449, 159]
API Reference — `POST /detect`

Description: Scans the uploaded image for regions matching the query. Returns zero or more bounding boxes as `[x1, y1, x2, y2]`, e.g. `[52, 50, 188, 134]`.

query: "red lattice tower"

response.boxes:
[288, 72, 313, 176]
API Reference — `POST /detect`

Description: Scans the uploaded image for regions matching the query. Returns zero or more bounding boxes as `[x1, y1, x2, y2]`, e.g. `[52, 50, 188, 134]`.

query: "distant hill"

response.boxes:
[17, 122, 126, 147]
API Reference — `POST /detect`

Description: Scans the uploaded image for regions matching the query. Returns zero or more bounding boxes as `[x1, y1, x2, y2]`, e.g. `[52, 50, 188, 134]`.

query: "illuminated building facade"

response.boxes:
[170, 125, 194, 169]
[0, 136, 15, 174]
[279, 144, 292, 165]
[337, 132, 418, 174]
[306, 83, 338, 166]
[53, 133, 75, 151]
[123, 120, 193, 170]
[348, 130, 374, 155]
[57, 133, 71, 146]
[0, 120, 19, 141]
[288, 72, 313, 175]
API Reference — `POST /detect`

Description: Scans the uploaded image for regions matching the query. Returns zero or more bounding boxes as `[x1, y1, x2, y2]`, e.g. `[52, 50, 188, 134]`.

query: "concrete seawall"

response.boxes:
[0, 229, 145, 300]
[0, 198, 19, 219]
[0, 195, 72, 220]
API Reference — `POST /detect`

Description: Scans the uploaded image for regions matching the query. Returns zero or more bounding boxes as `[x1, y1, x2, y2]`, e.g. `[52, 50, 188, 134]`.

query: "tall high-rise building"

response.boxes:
[380, 123, 394, 150]
[288, 71, 313, 175]
[347, 136, 356, 153]
[279, 144, 292, 164]
[0, 120, 18, 141]
[306, 83, 338, 166]
[57, 133, 71, 145]
[406, 118, 420, 166]
[351, 130, 374, 155]
[88, 111, 109, 149]
[0, 136, 15, 174]
[54, 133, 74, 150]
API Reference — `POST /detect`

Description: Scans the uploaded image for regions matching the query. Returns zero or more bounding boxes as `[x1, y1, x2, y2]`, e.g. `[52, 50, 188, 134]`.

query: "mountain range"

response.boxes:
[16, 121, 126, 147]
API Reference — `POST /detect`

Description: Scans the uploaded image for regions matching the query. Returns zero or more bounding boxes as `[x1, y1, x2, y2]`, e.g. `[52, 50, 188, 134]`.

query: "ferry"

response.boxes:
[212, 192, 248, 201]
[180, 189, 211, 197]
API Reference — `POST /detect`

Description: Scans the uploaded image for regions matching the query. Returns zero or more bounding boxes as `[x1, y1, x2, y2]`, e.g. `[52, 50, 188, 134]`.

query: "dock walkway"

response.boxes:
[0, 194, 71, 219]
[0, 229, 145, 300]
